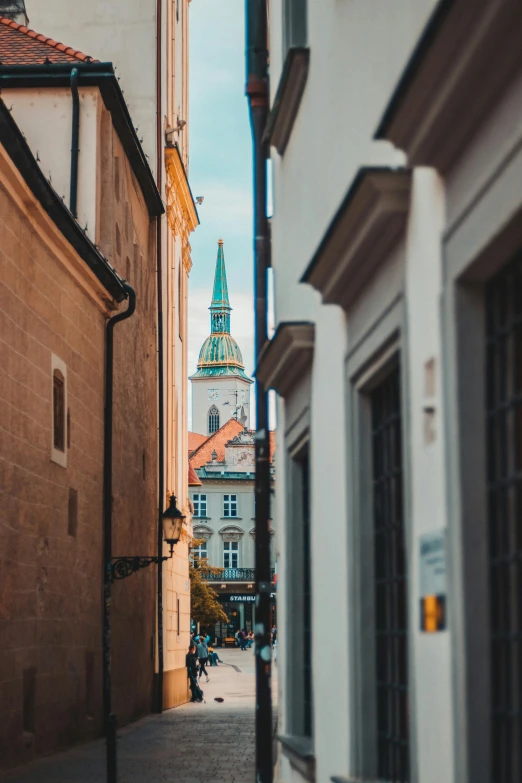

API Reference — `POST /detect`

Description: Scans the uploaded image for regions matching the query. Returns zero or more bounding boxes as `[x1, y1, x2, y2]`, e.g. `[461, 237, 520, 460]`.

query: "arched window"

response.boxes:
[208, 405, 220, 434]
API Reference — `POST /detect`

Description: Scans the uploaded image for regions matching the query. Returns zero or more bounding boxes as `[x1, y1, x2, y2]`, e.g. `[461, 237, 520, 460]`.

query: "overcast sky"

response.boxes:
[188, 0, 254, 428]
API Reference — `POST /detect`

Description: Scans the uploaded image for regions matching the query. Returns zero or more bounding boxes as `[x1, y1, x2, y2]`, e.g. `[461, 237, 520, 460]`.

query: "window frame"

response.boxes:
[51, 354, 68, 468]
[192, 493, 207, 518]
[192, 538, 207, 566]
[208, 405, 220, 434]
[223, 493, 238, 518]
[223, 540, 239, 569]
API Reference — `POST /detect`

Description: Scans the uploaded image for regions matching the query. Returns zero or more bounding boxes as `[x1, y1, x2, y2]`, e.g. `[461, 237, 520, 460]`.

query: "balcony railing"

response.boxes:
[198, 567, 275, 582]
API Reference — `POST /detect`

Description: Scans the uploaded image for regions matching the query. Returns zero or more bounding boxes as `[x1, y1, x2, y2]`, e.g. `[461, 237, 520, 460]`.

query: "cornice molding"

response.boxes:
[165, 143, 199, 263]
[375, 0, 522, 171]
[256, 321, 315, 398]
[302, 167, 411, 311]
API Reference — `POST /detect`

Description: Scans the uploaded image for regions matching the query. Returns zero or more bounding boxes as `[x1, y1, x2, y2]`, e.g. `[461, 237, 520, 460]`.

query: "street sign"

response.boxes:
[419, 530, 447, 632]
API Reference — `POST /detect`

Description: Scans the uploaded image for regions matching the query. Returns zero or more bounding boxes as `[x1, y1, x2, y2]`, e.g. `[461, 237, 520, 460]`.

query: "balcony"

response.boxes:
[198, 568, 275, 582]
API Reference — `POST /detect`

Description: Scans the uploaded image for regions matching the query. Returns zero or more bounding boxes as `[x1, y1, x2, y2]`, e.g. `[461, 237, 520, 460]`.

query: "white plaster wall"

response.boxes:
[5, 86, 100, 242]
[268, 2, 444, 782]
[309, 306, 350, 783]
[404, 168, 454, 782]
[191, 376, 251, 436]
[28, 0, 158, 164]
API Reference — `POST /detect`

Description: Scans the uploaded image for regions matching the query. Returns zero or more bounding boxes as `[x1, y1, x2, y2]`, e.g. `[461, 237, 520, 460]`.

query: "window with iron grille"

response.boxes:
[371, 366, 409, 782]
[208, 405, 220, 434]
[486, 253, 522, 783]
[300, 448, 313, 737]
[224, 494, 237, 517]
[192, 493, 207, 517]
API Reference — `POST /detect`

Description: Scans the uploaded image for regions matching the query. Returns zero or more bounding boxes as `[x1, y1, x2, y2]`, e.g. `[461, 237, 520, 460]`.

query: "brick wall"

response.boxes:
[0, 109, 159, 768]
[0, 178, 107, 766]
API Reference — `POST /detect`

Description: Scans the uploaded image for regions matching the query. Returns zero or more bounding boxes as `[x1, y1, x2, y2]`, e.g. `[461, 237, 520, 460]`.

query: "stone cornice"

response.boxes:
[301, 167, 411, 311]
[256, 322, 315, 397]
[375, 1, 522, 171]
[165, 143, 199, 272]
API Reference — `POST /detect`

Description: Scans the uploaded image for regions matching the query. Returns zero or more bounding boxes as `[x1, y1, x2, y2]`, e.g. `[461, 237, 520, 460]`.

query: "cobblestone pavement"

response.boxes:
[1, 649, 276, 783]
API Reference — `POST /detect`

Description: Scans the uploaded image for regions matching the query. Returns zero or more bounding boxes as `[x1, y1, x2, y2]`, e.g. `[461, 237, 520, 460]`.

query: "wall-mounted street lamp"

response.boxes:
[110, 494, 185, 580]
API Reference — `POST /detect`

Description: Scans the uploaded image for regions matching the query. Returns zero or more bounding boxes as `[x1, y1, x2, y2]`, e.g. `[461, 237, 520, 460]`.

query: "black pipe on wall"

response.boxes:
[102, 283, 136, 783]
[245, 2, 273, 783]
[69, 67, 80, 218]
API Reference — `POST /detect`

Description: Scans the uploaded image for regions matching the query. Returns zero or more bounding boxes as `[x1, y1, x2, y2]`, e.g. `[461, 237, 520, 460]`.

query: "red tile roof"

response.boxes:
[188, 431, 208, 455]
[188, 460, 202, 486]
[0, 16, 97, 64]
[190, 418, 244, 469]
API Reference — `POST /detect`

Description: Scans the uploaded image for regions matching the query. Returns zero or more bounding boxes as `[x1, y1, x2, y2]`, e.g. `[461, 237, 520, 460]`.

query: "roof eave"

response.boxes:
[0, 62, 164, 216]
[374, 0, 522, 171]
[0, 96, 126, 301]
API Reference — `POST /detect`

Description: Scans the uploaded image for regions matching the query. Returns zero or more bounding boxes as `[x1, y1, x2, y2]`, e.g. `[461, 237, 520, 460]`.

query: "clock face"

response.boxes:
[240, 390, 246, 403]
[208, 389, 219, 401]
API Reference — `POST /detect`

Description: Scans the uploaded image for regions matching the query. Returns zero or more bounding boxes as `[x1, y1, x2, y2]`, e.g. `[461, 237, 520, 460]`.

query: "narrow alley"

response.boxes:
[0, 651, 273, 783]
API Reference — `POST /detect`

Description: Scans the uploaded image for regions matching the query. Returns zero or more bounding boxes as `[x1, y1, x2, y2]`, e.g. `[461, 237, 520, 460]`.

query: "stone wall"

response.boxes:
[0, 177, 107, 766]
[0, 107, 159, 768]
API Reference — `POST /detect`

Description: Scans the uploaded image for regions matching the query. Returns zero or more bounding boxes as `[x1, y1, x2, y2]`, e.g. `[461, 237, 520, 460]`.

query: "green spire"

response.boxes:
[210, 238, 231, 333]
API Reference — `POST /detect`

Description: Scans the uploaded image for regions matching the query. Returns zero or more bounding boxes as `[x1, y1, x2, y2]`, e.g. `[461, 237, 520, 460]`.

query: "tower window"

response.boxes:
[208, 405, 220, 434]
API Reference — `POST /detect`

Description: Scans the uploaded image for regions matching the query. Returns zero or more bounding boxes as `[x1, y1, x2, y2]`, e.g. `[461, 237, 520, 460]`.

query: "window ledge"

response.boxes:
[278, 735, 315, 782]
[220, 517, 242, 520]
[331, 778, 382, 783]
[264, 47, 310, 155]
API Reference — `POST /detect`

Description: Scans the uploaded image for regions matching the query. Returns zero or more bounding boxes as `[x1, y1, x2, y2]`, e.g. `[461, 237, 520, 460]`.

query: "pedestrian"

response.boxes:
[186, 644, 203, 702]
[271, 625, 277, 646]
[208, 644, 223, 666]
[238, 629, 247, 651]
[197, 636, 210, 682]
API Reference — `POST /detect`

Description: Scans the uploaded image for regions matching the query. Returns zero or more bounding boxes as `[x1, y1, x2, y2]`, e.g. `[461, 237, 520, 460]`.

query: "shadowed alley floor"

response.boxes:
[1, 649, 277, 783]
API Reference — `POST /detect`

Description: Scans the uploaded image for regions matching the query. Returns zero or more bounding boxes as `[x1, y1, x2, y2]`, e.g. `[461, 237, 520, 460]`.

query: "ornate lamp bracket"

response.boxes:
[109, 554, 170, 581]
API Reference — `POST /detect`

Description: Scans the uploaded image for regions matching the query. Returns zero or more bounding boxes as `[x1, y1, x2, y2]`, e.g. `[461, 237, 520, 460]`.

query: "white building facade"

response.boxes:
[258, 2, 522, 783]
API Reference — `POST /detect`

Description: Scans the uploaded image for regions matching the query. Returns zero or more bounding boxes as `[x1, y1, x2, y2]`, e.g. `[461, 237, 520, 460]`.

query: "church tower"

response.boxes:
[190, 240, 253, 435]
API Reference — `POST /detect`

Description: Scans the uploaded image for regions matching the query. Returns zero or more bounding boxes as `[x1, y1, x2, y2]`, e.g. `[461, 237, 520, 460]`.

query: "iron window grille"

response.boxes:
[192, 493, 207, 517]
[301, 449, 313, 737]
[224, 494, 238, 517]
[371, 366, 409, 782]
[208, 405, 220, 434]
[486, 253, 522, 783]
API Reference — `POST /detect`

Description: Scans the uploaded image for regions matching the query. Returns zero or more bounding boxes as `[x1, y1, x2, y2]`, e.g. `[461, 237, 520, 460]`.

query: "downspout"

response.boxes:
[245, 3, 272, 783]
[69, 67, 80, 218]
[102, 283, 136, 783]
[155, 0, 165, 715]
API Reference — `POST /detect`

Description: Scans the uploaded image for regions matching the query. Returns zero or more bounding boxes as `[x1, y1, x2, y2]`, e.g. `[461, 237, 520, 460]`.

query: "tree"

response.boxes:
[189, 539, 228, 626]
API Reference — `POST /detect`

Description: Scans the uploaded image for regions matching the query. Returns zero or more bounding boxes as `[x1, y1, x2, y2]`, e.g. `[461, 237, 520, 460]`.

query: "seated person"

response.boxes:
[208, 645, 223, 666]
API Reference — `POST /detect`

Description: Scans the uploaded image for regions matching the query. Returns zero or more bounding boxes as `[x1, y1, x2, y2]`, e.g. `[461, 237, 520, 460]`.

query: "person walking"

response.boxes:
[197, 636, 210, 682]
[186, 644, 203, 702]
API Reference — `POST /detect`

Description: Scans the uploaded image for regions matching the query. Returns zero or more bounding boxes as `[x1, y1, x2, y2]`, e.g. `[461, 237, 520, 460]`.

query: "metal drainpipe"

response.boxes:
[155, 0, 165, 715]
[245, 2, 273, 783]
[69, 67, 80, 218]
[102, 283, 136, 783]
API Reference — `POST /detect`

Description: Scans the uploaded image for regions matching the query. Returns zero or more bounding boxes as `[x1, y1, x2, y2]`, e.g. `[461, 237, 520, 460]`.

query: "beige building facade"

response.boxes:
[0, 57, 160, 765]
[27, 0, 198, 709]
